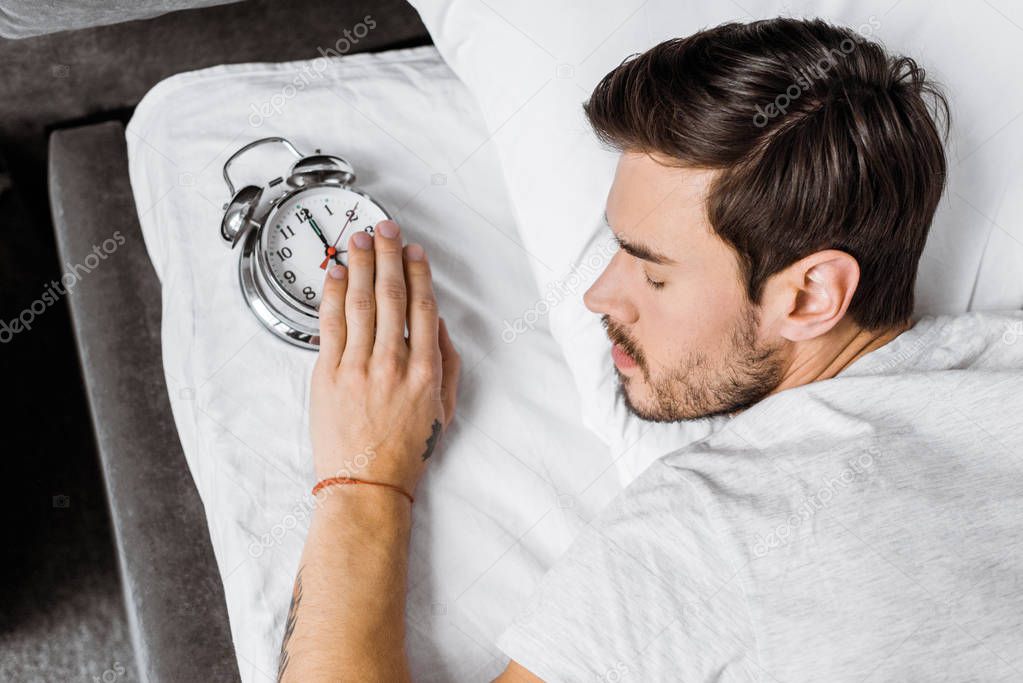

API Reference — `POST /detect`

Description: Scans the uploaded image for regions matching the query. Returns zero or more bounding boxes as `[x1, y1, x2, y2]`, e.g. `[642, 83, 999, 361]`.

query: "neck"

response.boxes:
[771, 317, 913, 395]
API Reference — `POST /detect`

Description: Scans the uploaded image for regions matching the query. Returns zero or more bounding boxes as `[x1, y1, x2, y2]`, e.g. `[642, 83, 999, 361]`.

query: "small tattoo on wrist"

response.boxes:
[421, 420, 442, 461]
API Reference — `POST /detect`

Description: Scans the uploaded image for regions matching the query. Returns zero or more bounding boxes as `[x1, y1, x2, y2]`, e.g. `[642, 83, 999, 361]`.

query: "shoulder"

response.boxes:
[496, 459, 758, 681]
[846, 311, 1023, 376]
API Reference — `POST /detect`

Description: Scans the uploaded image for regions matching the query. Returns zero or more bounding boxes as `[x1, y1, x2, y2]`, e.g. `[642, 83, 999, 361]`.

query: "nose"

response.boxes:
[584, 253, 638, 324]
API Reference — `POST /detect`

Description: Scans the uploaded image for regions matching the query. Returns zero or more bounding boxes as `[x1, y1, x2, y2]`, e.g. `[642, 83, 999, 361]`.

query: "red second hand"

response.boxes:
[320, 202, 359, 269]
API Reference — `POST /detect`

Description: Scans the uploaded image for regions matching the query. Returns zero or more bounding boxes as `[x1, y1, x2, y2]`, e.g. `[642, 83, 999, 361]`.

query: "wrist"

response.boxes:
[313, 448, 422, 497]
[312, 480, 412, 531]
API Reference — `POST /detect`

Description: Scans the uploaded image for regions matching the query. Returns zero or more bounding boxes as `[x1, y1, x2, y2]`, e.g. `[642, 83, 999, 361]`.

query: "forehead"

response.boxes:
[606, 152, 718, 251]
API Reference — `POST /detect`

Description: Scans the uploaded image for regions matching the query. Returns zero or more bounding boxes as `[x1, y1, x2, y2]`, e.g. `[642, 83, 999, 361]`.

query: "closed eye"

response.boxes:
[644, 271, 665, 290]
[610, 230, 668, 289]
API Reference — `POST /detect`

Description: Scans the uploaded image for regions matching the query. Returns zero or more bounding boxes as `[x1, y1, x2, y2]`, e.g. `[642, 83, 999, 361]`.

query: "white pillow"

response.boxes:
[409, 0, 1023, 480]
[126, 46, 621, 681]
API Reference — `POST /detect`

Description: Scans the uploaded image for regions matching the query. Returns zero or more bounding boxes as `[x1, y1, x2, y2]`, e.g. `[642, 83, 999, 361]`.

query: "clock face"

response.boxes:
[261, 186, 389, 311]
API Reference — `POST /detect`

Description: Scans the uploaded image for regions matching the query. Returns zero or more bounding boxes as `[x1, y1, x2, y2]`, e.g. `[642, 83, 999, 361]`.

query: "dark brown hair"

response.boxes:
[584, 18, 949, 329]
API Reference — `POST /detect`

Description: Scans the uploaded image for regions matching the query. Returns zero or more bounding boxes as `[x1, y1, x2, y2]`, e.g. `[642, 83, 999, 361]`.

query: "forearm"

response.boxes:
[278, 485, 413, 682]
[283, 219, 457, 680]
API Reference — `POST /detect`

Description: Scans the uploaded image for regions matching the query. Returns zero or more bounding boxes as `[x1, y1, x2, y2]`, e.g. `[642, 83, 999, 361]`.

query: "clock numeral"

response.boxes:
[364, 225, 374, 235]
[276, 246, 293, 261]
[302, 286, 316, 301]
[282, 270, 296, 284]
[295, 208, 312, 224]
[324, 204, 334, 216]
[279, 225, 296, 240]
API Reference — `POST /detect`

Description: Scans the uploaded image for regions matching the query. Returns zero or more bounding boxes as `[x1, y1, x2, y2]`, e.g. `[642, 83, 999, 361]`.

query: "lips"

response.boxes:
[611, 343, 638, 371]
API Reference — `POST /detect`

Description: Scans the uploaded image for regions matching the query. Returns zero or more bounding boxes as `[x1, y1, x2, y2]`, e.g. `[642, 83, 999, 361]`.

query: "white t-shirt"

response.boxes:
[498, 312, 1023, 681]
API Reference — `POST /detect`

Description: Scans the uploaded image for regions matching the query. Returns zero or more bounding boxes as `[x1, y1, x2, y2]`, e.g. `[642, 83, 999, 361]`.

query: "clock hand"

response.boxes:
[306, 214, 330, 249]
[302, 211, 338, 270]
[331, 202, 359, 249]
[321, 202, 360, 269]
[319, 246, 337, 270]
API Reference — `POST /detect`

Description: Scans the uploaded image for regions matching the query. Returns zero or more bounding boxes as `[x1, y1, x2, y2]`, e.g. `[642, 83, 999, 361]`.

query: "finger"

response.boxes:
[343, 231, 376, 366]
[317, 265, 348, 366]
[438, 317, 460, 427]
[372, 220, 409, 359]
[403, 243, 439, 368]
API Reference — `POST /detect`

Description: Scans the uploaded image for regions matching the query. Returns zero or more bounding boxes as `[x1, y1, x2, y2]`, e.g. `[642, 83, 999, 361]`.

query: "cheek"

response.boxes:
[640, 273, 746, 365]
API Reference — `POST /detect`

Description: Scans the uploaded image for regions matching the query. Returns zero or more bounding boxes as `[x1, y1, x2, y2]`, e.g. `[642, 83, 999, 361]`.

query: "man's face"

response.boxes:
[583, 152, 786, 422]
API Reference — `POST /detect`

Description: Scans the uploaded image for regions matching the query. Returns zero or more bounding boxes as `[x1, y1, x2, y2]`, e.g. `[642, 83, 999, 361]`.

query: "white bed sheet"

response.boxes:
[125, 46, 621, 682]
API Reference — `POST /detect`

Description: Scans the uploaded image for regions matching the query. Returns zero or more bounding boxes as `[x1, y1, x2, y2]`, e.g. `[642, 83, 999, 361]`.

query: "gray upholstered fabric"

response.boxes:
[0, 0, 242, 38]
[0, 0, 429, 173]
[48, 121, 240, 683]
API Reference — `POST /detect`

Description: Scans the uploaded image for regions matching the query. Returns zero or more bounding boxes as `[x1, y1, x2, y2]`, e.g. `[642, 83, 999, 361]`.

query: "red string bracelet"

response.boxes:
[312, 476, 414, 505]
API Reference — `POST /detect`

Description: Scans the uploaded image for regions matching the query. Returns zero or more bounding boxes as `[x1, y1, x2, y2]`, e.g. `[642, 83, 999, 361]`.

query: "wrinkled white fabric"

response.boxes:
[126, 47, 621, 682]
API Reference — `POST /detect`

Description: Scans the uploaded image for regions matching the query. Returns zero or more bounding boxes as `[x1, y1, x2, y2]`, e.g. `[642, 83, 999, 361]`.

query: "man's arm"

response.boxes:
[278, 219, 545, 681]
[277, 220, 453, 681]
[277, 485, 412, 681]
[278, 486, 545, 682]
[494, 661, 546, 682]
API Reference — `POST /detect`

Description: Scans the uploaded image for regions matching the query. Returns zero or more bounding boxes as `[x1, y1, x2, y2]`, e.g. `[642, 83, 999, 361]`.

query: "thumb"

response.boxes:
[438, 317, 460, 427]
[317, 265, 348, 366]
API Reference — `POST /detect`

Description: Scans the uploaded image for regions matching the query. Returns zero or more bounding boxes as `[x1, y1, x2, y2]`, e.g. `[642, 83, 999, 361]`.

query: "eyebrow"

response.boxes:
[604, 212, 676, 266]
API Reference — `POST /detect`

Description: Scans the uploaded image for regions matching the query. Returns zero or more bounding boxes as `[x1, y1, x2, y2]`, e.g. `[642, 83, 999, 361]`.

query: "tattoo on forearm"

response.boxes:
[277, 566, 304, 682]
[421, 419, 442, 461]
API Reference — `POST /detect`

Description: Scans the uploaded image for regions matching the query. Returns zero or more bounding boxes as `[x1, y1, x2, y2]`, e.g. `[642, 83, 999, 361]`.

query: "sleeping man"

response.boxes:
[277, 17, 1023, 682]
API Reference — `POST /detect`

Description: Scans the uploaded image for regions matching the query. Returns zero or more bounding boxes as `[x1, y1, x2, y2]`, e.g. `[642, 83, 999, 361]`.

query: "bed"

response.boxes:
[72, 0, 1023, 679]
[123, 46, 629, 681]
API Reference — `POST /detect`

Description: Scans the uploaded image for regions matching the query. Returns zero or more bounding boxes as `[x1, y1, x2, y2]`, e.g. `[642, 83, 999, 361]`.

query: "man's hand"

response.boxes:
[280, 219, 547, 682]
[310, 219, 460, 494]
[278, 220, 459, 682]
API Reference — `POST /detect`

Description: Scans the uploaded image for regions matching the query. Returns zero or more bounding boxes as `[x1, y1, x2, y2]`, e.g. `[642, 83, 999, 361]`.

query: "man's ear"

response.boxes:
[770, 249, 860, 342]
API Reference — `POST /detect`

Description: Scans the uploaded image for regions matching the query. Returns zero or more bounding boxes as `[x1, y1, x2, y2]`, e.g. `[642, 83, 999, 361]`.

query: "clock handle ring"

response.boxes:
[222, 137, 303, 195]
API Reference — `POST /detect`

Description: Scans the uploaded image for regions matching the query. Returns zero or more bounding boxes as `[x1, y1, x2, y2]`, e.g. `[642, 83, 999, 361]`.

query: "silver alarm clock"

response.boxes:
[220, 137, 391, 349]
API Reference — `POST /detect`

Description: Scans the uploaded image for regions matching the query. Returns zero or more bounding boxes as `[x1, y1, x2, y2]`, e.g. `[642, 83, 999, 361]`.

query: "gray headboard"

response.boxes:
[0, 0, 242, 38]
